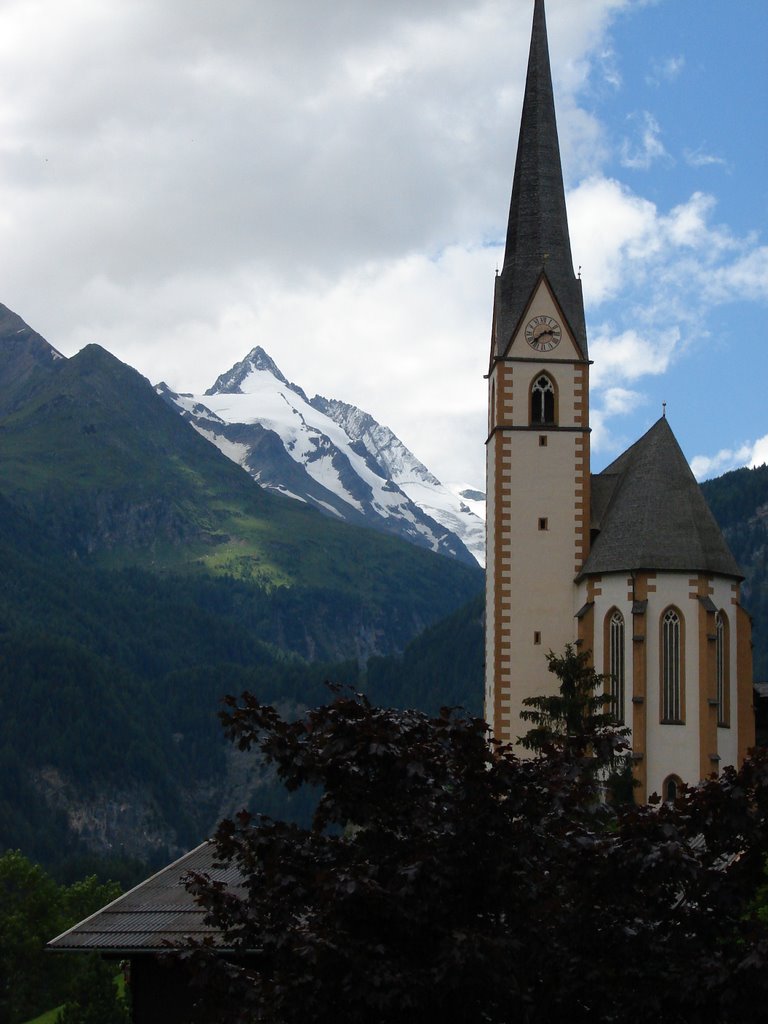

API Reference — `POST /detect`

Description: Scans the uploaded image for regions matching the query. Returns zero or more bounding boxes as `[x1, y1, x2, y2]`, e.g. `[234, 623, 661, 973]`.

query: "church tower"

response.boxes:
[485, 0, 754, 796]
[485, 0, 589, 744]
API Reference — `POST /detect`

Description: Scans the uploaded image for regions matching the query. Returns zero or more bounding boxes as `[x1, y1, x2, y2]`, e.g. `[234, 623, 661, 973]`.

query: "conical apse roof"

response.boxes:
[581, 417, 742, 580]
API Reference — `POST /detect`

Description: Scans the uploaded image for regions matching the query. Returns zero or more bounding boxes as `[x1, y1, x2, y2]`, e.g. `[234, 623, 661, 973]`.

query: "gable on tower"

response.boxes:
[502, 272, 586, 363]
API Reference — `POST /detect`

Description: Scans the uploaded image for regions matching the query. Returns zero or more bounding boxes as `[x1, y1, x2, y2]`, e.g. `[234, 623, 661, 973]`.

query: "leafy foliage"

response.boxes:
[179, 686, 768, 1024]
[0, 851, 126, 1024]
[55, 958, 129, 1024]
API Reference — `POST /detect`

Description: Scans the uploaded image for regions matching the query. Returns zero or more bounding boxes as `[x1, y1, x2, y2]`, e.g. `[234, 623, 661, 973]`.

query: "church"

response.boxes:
[484, 0, 754, 802]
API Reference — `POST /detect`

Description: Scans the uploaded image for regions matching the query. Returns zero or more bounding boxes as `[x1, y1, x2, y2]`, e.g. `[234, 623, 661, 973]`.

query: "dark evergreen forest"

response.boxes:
[702, 463, 768, 678]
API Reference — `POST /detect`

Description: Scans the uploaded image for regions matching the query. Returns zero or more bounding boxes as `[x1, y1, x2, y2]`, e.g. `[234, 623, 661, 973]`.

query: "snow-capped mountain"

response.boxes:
[158, 347, 485, 566]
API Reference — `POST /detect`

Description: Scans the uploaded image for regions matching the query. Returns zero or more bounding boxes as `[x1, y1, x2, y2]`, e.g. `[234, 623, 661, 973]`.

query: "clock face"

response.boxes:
[525, 315, 562, 353]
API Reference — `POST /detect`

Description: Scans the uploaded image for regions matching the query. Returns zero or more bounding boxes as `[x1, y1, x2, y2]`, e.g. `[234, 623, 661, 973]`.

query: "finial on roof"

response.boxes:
[663, 402, 667, 418]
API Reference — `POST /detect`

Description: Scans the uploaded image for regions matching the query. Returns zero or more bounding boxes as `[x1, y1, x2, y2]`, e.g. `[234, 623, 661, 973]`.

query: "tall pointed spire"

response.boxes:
[494, 0, 587, 357]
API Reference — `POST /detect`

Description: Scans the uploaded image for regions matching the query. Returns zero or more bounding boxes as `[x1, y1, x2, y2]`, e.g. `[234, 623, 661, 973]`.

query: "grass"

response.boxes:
[21, 976, 126, 1024]
[23, 1007, 62, 1024]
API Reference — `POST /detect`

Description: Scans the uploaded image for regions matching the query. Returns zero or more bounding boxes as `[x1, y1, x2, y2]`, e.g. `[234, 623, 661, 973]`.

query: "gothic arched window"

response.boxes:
[608, 610, 626, 725]
[530, 374, 556, 426]
[716, 611, 729, 726]
[663, 774, 683, 803]
[661, 607, 683, 723]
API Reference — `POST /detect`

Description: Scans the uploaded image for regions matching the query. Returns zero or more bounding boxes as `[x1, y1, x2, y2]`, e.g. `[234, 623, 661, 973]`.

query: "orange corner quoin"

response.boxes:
[482, 0, 754, 802]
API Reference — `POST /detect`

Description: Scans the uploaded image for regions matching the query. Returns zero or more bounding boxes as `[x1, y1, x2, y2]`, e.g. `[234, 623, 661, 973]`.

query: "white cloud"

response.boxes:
[703, 248, 768, 305]
[690, 438, 768, 482]
[602, 386, 646, 416]
[684, 148, 728, 170]
[750, 438, 768, 470]
[596, 47, 622, 89]
[61, 244, 497, 488]
[566, 175, 768, 450]
[590, 386, 646, 454]
[568, 177, 659, 303]
[646, 55, 685, 86]
[0, 0, 765, 491]
[620, 111, 668, 170]
[589, 327, 678, 388]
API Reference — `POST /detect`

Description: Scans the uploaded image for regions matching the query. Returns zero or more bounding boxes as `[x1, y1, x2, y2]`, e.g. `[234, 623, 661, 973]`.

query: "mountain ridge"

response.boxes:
[0, 303, 483, 866]
[162, 346, 485, 565]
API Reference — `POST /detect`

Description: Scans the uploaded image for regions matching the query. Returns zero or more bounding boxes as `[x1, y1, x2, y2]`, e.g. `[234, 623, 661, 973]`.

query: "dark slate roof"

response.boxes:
[580, 417, 742, 580]
[48, 842, 235, 954]
[494, 0, 587, 359]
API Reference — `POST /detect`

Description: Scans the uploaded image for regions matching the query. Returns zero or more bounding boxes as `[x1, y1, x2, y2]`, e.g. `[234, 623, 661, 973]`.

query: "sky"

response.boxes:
[0, 0, 766, 491]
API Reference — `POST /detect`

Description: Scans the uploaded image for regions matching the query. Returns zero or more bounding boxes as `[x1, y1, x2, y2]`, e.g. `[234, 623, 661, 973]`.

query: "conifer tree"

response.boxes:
[519, 643, 632, 796]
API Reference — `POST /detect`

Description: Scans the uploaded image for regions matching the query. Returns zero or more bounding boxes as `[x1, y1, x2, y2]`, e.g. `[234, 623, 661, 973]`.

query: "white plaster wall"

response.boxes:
[488, 276, 589, 744]
[585, 572, 743, 796]
[495, 427, 582, 740]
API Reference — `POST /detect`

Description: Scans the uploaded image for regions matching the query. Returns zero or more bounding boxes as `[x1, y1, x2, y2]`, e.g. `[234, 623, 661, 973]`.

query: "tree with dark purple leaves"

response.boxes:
[179, 673, 768, 1024]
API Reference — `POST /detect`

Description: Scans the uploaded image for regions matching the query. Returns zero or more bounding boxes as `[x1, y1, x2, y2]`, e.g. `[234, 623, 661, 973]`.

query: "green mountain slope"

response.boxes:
[0, 309, 483, 869]
[0, 327, 482, 654]
[0, 512, 320, 868]
[366, 592, 484, 715]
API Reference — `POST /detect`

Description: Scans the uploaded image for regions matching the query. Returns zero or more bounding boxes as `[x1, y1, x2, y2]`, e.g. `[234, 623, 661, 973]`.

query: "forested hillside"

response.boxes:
[366, 593, 484, 715]
[702, 464, 768, 678]
[3, 301, 768, 879]
[0, 312, 482, 872]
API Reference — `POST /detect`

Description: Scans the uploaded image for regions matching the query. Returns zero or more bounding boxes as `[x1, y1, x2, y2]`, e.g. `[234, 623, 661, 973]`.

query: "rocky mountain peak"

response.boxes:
[205, 346, 288, 395]
[168, 346, 485, 565]
[311, 395, 441, 488]
[0, 302, 66, 411]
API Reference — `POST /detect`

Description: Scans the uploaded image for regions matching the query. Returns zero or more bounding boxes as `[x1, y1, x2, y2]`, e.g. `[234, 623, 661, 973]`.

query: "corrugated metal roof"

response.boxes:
[48, 841, 235, 954]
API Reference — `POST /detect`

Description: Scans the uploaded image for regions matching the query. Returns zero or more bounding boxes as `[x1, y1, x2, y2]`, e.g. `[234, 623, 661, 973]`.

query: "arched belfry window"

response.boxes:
[608, 610, 626, 725]
[661, 607, 683, 723]
[715, 611, 729, 726]
[530, 374, 556, 426]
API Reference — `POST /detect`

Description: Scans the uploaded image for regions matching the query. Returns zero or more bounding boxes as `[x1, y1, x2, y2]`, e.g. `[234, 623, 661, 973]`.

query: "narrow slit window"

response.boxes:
[534, 631, 542, 645]
[609, 610, 626, 725]
[538, 517, 548, 531]
[539, 435, 548, 447]
[715, 611, 729, 726]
